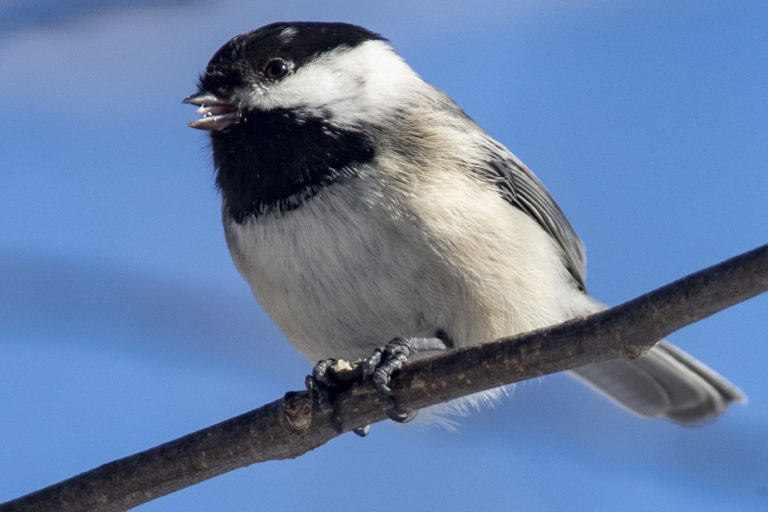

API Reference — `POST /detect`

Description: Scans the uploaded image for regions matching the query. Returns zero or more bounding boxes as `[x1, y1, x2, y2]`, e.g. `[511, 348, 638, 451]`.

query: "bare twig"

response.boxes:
[2, 243, 767, 512]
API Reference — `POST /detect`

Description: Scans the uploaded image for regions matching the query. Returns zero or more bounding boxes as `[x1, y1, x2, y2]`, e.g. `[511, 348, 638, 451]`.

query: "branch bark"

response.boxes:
[3, 243, 767, 512]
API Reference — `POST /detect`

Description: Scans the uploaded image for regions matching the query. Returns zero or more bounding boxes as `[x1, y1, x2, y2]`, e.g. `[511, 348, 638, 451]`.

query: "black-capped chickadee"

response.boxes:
[185, 22, 744, 425]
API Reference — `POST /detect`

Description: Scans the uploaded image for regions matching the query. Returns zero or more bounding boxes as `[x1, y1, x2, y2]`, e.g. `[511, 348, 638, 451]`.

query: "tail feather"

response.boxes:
[570, 341, 745, 425]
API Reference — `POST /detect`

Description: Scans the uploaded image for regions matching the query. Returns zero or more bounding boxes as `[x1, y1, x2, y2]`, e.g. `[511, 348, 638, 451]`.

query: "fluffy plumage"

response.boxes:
[186, 21, 745, 424]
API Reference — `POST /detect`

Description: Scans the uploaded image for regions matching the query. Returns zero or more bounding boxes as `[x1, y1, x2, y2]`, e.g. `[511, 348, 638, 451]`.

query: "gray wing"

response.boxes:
[479, 147, 587, 291]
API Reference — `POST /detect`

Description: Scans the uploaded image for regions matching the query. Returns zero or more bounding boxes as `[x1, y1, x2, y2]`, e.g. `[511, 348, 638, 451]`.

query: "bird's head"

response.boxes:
[184, 22, 422, 133]
[184, 22, 427, 220]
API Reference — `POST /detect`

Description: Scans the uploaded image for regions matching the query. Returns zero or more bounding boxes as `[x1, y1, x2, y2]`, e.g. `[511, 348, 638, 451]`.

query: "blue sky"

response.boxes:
[1, 1, 767, 511]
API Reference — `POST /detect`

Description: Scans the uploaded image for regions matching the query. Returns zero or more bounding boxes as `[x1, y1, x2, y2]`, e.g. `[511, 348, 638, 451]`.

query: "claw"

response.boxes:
[353, 425, 370, 437]
[386, 407, 417, 423]
[363, 336, 448, 422]
[312, 358, 338, 387]
[362, 349, 383, 380]
[364, 337, 413, 395]
[306, 358, 340, 412]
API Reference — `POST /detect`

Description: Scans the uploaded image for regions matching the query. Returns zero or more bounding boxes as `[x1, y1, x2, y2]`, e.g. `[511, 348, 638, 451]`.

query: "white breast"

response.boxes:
[224, 179, 457, 362]
[224, 166, 590, 364]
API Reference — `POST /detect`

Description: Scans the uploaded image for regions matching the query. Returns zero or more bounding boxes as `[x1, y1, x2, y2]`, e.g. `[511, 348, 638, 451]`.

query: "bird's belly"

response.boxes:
[224, 193, 459, 363]
[224, 178, 589, 364]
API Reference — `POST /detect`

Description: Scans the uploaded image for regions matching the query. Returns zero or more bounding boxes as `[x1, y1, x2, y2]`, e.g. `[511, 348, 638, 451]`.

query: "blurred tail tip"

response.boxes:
[665, 383, 747, 426]
[571, 340, 746, 426]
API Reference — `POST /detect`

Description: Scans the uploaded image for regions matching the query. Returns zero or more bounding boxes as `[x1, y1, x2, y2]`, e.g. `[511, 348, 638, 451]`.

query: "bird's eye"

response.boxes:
[264, 59, 290, 80]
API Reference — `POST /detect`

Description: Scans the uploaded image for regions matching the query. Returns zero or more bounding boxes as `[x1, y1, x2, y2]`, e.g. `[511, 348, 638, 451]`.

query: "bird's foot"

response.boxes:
[362, 336, 447, 423]
[307, 336, 447, 436]
[306, 358, 371, 436]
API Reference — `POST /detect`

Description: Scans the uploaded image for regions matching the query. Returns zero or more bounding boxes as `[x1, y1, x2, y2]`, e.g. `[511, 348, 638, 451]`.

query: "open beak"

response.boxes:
[183, 91, 238, 131]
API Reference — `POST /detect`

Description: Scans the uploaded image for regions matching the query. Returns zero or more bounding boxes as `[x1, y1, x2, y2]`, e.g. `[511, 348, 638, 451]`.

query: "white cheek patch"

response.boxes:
[242, 40, 425, 126]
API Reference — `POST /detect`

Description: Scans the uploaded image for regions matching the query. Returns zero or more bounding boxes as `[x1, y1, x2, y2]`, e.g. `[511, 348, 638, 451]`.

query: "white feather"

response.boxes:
[225, 136, 588, 363]
[240, 40, 424, 128]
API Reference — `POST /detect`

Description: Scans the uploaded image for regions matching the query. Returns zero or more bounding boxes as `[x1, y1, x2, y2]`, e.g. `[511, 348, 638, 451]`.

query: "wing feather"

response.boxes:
[477, 145, 587, 290]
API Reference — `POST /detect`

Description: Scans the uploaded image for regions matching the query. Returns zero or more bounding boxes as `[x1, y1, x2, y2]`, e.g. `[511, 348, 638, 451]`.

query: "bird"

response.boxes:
[184, 21, 745, 427]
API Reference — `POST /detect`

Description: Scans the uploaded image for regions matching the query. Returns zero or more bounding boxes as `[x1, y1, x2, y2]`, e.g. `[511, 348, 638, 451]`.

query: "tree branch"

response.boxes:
[3, 243, 767, 512]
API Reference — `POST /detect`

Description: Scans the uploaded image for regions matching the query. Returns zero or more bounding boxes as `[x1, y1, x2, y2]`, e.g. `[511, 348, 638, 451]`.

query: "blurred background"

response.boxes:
[1, 1, 767, 510]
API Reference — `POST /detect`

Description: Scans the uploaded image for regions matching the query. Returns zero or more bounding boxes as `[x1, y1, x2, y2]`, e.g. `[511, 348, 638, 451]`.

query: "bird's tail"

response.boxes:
[570, 340, 746, 424]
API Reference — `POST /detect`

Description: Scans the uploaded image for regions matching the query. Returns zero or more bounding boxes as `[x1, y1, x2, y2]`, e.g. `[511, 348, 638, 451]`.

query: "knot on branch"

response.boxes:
[281, 391, 312, 433]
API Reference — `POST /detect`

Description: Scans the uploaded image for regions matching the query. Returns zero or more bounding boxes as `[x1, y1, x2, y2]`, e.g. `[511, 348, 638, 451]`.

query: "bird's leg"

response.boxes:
[362, 336, 448, 423]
